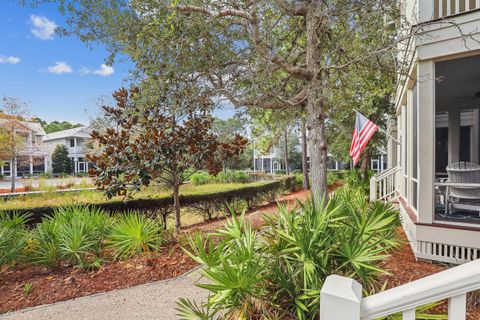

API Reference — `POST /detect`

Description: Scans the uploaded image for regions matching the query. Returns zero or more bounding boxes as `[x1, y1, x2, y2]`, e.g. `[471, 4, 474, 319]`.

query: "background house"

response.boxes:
[43, 126, 92, 175]
[0, 119, 49, 177]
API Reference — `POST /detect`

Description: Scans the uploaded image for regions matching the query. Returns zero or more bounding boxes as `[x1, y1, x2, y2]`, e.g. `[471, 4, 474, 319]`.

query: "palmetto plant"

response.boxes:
[107, 211, 163, 259]
[0, 211, 30, 267]
[30, 206, 111, 269]
[177, 189, 403, 319]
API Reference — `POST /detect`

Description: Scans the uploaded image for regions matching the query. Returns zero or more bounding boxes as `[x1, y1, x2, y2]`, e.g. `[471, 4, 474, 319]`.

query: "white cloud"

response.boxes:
[46, 61, 73, 74]
[0, 55, 21, 64]
[30, 15, 57, 40]
[93, 64, 115, 76]
[81, 64, 115, 76]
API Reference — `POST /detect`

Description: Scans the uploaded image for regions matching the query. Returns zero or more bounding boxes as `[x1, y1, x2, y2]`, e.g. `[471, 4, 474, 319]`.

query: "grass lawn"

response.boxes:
[0, 181, 277, 212]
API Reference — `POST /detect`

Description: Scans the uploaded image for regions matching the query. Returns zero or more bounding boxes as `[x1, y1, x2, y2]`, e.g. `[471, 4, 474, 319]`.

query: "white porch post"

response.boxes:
[448, 109, 460, 164]
[85, 161, 89, 173]
[418, 0, 435, 23]
[320, 275, 363, 320]
[417, 60, 435, 224]
[29, 156, 33, 175]
[1, 164, 3, 175]
[44, 157, 48, 173]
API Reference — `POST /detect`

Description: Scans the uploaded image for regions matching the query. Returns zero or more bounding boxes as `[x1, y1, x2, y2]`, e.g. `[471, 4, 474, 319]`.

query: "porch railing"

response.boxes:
[320, 258, 480, 319]
[369, 166, 400, 201]
[434, 0, 480, 19]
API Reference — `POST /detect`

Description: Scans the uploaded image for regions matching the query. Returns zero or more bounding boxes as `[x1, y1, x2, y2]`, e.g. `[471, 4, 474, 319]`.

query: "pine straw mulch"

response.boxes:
[1, 185, 478, 317]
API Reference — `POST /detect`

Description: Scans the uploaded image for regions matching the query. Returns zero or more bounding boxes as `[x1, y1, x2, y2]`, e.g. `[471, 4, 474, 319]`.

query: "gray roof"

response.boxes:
[44, 126, 92, 141]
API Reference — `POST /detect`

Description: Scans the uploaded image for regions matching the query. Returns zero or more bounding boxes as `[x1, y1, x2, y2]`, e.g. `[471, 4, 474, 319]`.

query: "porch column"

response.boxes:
[418, 0, 435, 23]
[387, 120, 398, 169]
[44, 157, 48, 173]
[29, 156, 33, 175]
[471, 109, 479, 164]
[1, 164, 3, 175]
[417, 60, 435, 224]
[448, 109, 460, 164]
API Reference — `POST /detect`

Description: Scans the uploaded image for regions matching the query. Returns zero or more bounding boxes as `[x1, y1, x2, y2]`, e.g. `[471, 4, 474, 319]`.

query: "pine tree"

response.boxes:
[51, 145, 72, 174]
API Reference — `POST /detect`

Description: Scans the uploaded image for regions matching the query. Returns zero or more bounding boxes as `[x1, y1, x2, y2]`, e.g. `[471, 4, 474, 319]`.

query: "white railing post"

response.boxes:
[370, 176, 377, 201]
[320, 275, 363, 320]
[418, 0, 435, 23]
[448, 293, 466, 320]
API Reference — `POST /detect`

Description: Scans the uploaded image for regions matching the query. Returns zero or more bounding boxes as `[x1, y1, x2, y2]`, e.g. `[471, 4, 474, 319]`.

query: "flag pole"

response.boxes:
[352, 109, 400, 144]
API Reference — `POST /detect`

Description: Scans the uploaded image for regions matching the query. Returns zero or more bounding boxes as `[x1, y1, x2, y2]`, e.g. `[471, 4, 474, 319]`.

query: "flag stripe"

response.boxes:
[349, 112, 378, 166]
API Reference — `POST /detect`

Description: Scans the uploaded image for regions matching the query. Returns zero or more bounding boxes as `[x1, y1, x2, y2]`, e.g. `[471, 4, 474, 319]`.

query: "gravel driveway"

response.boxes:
[0, 269, 209, 320]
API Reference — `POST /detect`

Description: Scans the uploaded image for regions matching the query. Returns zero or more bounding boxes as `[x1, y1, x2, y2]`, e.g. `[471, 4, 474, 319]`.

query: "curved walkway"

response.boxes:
[0, 268, 207, 320]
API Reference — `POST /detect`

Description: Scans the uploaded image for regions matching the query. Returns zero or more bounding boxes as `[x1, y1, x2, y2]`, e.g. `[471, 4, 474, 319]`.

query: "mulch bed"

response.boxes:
[1, 185, 477, 317]
[0, 244, 197, 313]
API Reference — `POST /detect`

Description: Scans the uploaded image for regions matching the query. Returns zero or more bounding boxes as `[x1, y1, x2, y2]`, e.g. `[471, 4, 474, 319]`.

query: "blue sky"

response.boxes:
[0, 1, 236, 125]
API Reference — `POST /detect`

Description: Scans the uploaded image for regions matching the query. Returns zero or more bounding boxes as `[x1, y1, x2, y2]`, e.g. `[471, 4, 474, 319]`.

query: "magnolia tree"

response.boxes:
[87, 87, 247, 231]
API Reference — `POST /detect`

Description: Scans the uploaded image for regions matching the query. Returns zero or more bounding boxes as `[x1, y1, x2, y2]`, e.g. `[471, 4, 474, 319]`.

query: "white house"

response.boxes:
[372, 0, 480, 264]
[0, 119, 49, 177]
[43, 126, 92, 175]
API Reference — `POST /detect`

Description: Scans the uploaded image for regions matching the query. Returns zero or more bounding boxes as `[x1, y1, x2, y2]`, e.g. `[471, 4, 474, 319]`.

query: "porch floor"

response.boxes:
[435, 204, 480, 225]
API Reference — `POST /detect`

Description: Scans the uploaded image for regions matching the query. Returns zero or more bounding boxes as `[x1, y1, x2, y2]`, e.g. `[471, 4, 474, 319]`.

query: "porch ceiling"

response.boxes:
[436, 54, 480, 112]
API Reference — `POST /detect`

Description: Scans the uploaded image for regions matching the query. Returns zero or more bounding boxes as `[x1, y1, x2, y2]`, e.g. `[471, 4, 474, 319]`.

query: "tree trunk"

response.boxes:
[301, 118, 310, 190]
[360, 152, 369, 180]
[305, 3, 328, 202]
[173, 183, 181, 231]
[284, 128, 289, 174]
[10, 156, 15, 193]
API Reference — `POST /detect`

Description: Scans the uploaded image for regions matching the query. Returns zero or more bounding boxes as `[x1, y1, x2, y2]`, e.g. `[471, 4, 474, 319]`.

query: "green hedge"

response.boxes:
[4, 176, 295, 226]
[190, 170, 251, 185]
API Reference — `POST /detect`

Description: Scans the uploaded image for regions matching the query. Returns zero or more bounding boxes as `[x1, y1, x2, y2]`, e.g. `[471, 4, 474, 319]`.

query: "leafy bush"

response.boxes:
[177, 190, 401, 319]
[189, 172, 211, 185]
[344, 169, 373, 195]
[107, 211, 163, 259]
[190, 170, 251, 185]
[0, 173, 4, 180]
[275, 169, 286, 175]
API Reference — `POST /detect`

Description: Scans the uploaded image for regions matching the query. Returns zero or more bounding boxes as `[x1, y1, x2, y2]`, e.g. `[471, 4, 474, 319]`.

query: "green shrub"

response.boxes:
[0, 212, 30, 266]
[107, 211, 163, 259]
[294, 172, 304, 186]
[30, 206, 111, 269]
[344, 169, 373, 195]
[177, 191, 401, 319]
[189, 171, 211, 185]
[275, 169, 286, 175]
[39, 173, 52, 179]
[0, 173, 4, 180]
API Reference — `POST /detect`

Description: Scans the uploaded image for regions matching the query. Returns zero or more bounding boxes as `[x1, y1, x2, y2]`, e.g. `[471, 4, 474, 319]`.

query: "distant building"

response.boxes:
[43, 126, 92, 175]
[0, 119, 49, 177]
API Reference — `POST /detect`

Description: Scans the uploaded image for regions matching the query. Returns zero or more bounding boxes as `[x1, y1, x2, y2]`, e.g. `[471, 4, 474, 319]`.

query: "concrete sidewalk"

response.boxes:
[0, 269, 209, 320]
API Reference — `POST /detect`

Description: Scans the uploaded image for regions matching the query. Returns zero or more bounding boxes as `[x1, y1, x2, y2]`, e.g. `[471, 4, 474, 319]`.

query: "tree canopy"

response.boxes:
[33, 0, 408, 200]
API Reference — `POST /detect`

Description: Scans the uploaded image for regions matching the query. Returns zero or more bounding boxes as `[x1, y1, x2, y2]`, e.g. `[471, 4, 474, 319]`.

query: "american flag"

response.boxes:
[350, 111, 378, 166]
